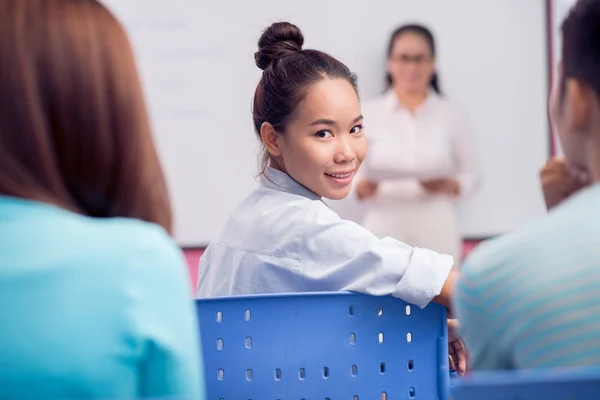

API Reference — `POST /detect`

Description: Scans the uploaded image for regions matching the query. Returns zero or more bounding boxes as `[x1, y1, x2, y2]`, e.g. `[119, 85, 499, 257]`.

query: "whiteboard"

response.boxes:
[103, 0, 550, 246]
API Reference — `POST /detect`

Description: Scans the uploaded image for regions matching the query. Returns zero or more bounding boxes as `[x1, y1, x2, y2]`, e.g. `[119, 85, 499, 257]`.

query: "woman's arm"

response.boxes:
[432, 269, 458, 309]
[300, 204, 456, 309]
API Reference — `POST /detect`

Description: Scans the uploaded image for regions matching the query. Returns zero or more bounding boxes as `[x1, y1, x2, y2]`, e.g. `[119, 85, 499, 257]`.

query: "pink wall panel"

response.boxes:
[184, 249, 203, 292]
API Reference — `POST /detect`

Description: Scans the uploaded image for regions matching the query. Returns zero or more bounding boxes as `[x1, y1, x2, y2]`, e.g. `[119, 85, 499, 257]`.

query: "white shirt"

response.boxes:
[362, 90, 480, 202]
[196, 167, 453, 308]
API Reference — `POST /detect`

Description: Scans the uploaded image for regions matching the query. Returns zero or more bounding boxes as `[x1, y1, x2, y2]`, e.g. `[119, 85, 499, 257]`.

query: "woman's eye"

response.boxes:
[350, 125, 363, 134]
[316, 130, 332, 138]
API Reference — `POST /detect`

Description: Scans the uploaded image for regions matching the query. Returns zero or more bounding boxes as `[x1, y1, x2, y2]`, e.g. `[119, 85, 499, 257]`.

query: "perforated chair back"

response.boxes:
[196, 292, 450, 399]
[452, 367, 600, 400]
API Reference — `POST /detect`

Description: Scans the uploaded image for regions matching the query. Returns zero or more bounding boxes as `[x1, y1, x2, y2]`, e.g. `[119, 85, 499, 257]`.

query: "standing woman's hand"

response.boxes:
[420, 178, 460, 195]
[540, 157, 590, 210]
[356, 179, 379, 201]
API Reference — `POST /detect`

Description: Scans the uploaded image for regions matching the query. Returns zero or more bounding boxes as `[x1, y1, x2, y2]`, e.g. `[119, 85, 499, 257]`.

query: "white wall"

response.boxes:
[104, 0, 550, 246]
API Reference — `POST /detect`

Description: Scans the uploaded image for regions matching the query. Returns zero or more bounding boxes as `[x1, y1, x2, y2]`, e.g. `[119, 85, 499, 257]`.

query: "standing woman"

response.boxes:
[357, 24, 481, 266]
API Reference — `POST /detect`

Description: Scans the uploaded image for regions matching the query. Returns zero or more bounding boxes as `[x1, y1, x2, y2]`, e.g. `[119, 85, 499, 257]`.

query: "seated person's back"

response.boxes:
[456, 188, 600, 369]
[454, 0, 600, 371]
[198, 168, 319, 296]
[0, 196, 202, 398]
[198, 167, 443, 300]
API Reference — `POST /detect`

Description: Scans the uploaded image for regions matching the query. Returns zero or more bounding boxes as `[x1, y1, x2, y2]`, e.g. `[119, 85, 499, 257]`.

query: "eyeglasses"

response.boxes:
[389, 54, 433, 65]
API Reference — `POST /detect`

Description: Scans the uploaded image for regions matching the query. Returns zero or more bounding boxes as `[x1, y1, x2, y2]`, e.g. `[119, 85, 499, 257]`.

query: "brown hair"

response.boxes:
[0, 0, 173, 233]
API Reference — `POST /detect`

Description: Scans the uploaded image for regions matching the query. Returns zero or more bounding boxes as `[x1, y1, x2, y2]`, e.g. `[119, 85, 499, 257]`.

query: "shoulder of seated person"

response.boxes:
[268, 189, 331, 214]
[462, 214, 568, 276]
[306, 198, 345, 220]
[86, 217, 180, 267]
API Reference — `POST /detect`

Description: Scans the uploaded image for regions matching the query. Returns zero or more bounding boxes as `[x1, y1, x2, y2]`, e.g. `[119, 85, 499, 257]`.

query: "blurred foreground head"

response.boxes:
[550, 0, 600, 176]
[0, 0, 173, 233]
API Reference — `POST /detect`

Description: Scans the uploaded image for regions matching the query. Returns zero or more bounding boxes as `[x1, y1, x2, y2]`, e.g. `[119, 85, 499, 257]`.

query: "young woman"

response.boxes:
[0, 1, 204, 397]
[356, 25, 481, 266]
[197, 21, 466, 374]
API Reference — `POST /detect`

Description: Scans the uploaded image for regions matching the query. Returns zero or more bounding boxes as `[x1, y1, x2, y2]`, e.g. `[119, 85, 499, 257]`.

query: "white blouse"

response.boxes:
[362, 90, 481, 201]
[196, 167, 453, 308]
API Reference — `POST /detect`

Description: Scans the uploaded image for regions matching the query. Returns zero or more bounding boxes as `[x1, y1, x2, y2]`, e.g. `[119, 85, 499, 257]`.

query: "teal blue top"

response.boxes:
[454, 184, 600, 370]
[0, 195, 205, 399]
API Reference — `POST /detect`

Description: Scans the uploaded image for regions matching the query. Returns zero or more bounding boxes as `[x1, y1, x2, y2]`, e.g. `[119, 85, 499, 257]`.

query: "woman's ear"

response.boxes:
[260, 122, 282, 156]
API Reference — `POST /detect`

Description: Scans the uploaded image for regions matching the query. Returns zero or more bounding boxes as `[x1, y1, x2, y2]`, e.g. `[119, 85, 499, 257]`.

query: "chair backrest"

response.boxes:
[452, 367, 600, 400]
[196, 291, 450, 400]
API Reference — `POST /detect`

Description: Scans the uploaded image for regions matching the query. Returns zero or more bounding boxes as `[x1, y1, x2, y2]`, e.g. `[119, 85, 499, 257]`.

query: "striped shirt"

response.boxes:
[454, 183, 600, 370]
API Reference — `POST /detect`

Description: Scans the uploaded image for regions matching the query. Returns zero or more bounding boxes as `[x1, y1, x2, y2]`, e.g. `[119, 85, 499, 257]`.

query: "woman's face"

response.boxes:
[387, 32, 435, 94]
[269, 78, 367, 200]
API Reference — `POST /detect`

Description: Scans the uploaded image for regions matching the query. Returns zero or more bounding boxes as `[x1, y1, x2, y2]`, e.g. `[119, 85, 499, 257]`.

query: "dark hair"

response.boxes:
[0, 0, 173, 233]
[385, 24, 441, 94]
[253, 22, 359, 172]
[561, 0, 600, 100]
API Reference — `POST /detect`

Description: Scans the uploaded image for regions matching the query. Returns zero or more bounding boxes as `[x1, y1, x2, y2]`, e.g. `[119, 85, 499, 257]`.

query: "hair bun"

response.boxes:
[255, 22, 304, 70]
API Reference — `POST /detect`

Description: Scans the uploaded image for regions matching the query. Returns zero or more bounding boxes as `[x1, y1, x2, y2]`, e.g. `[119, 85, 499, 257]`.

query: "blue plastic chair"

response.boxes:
[196, 291, 450, 399]
[452, 367, 600, 399]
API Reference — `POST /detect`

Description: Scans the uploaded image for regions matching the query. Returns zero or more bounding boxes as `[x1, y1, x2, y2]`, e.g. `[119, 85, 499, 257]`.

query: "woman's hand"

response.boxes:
[420, 178, 460, 195]
[431, 271, 467, 375]
[356, 179, 378, 201]
[432, 269, 457, 310]
[540, 156, 590, 210]
[448, 319, 468, 376]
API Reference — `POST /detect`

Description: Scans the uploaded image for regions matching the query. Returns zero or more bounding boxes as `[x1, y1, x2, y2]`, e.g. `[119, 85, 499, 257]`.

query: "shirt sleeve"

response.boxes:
[300, 203, 454, 308]
[131, 227, 205, 399]
[450, 109, 482, 199]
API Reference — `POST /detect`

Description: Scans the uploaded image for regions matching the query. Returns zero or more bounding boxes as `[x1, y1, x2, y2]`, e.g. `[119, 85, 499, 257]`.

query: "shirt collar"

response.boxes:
[261, 167, 321, 201]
